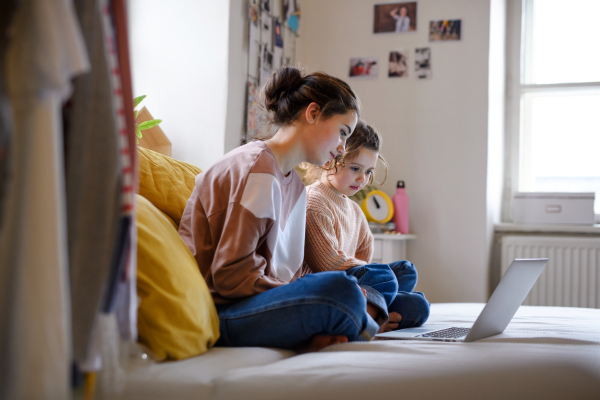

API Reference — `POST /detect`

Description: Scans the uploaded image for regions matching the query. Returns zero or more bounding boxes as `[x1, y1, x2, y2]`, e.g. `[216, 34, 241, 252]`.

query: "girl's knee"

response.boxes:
[412, 292, 430, 323]
[390, 260, 417, 274]
[304, 271, 363, 301]
[390, 260, 418, 285]
[390, 291, 430, 328]
[402, 292, 430, 327]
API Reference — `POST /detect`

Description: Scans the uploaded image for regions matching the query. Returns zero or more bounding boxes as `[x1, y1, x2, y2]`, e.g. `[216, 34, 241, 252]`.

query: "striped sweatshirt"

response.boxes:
[178, 141, 307, 304]
[304, 180, 373, 272]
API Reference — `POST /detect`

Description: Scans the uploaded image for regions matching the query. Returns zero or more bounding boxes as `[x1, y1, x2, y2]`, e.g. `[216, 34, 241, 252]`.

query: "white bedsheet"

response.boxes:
[119, 304, 600, 400]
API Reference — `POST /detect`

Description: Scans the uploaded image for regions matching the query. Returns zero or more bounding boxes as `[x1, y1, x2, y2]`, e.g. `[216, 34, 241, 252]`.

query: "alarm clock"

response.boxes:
[361, 190, 394, 223]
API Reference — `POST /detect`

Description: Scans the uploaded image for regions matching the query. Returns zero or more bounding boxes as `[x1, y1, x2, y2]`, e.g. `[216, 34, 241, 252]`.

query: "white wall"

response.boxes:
[127, 0, 505, 302]
[297, 0, 504, 302]
[224, 0, 249, 154]
[487, 0, 507, 292]
[128, 0, 230, 170]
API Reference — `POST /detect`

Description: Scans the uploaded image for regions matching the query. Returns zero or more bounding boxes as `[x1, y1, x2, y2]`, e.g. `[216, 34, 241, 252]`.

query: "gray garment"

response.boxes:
[66, 0, 123, 368]
[394, 15, 411, 32]
[0, 2, 19, 397]
[0, 0, 17, 229]
[1, 0, 90, 397]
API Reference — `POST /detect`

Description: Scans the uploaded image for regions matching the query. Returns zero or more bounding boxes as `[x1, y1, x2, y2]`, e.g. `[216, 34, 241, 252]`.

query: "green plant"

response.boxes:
[134, 95, 162, 144]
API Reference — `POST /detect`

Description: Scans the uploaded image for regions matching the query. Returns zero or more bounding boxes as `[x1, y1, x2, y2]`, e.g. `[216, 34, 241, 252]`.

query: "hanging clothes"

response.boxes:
[0, 0, 89, 398]
[66, 0, 138, 371]
[65, 0, 124, 371]
[99, 0, 138, 345]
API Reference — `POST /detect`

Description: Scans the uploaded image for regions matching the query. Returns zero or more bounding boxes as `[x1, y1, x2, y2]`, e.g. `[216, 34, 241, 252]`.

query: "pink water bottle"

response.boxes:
[392, 180, 410, 234]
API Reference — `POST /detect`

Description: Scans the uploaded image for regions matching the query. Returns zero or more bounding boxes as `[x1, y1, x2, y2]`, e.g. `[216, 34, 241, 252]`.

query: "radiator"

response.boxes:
[500, 235, 600, 308]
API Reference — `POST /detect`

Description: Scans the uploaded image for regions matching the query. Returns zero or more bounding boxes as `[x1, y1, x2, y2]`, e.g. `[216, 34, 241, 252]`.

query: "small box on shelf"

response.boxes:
[513, 192, 595, 225]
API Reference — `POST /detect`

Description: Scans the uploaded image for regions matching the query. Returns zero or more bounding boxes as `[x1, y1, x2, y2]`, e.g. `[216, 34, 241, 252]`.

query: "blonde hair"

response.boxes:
[305, 120, 388, 185]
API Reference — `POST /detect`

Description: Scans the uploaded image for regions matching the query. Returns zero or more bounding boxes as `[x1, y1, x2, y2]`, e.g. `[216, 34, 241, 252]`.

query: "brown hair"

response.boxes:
[255, 67, 361, 138]
[306, 120, 388, 185]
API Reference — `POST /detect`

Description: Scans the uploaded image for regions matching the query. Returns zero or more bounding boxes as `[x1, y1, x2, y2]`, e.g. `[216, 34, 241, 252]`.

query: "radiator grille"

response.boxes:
[501, 235, 600, 308]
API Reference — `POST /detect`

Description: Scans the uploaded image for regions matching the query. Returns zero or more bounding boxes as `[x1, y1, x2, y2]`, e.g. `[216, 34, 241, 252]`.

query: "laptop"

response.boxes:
[376, 258, 548, 342]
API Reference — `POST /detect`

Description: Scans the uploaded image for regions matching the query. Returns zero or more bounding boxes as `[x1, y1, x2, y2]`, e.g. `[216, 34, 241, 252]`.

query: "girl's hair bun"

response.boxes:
[263, 67, 304, 114]
[255, 66, 360, 136]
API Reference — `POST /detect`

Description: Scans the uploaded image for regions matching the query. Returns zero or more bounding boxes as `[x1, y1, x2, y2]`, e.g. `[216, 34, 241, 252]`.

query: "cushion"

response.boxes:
[136, 194, 220, 361]
[137, 146, 201, 227]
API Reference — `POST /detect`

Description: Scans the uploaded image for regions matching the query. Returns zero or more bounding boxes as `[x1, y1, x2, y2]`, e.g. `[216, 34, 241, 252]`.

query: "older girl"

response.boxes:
[179, 67, 380, 352]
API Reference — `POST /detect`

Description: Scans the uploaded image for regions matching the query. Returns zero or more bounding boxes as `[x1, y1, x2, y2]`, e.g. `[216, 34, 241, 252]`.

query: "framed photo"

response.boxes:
[373, 2, 417, 33]
[349, 57, 379, 78]
[246, 81, 263, 139]
[415, 47, 431, 79]
[273, 19, 283, 48]
[260, 45, 274, 86]
[429, 19, 461, 41]
[388, 50, 409, 77]
[261, 0, 270, 13]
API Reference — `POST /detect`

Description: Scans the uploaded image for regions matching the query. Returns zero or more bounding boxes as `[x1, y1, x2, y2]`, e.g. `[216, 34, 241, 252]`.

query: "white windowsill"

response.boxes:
[495, 223, 600, 235]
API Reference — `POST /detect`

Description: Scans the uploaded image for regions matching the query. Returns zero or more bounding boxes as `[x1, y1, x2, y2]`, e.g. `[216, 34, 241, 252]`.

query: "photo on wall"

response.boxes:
[261, 0, 270, 13]
[415, 47, 431, 79]
[260, 45, 274, 86]
[264, 17, 274, 46]
[284, 0, 300, 33]
[429, 19, 461, 41]
[273, 19, 284, 48]
[373, 2, 417, 33]
[246, 81, 266, 140]
[349, 57, 379, 78]
[388, 50, 409, 77]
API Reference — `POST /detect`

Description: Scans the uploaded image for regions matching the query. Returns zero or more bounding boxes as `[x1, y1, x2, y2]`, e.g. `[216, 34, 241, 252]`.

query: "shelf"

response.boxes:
[372, 233, 417, 240]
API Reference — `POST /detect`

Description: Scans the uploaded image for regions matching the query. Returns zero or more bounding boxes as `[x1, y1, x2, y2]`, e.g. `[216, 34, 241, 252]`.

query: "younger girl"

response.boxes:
[179, 67, 381, 352]
[304, 121, 430, 332]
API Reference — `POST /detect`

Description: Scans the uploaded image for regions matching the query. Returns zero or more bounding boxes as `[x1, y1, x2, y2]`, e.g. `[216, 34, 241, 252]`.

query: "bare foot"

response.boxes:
[295, 335, 348, 354]
[377, 312, 402, 333]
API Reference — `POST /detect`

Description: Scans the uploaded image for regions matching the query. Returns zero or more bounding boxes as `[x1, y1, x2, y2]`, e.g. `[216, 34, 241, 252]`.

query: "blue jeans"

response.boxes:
[388, 260, 430, 329]
[345, 264, 398, 323]
[215, 271, 380, 349]
[348, 261, 430, 329]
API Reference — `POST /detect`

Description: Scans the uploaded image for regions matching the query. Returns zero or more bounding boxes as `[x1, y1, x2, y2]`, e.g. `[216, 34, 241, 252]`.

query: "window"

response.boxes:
[506, 0, 600, 220]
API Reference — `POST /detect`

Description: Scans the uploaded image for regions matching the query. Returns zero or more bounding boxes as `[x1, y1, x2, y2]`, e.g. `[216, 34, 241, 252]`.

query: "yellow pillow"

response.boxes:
[137, 146, 201, 227]
[136, 194, 219, 361]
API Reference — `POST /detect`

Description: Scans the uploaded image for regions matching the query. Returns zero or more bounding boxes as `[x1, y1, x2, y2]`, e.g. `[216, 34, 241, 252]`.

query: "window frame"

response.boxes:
[504, 0, 600, 223]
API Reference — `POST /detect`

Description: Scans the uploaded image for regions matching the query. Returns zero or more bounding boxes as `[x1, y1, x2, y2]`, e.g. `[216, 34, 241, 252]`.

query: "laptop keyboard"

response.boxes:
[415, 327, 471, 339]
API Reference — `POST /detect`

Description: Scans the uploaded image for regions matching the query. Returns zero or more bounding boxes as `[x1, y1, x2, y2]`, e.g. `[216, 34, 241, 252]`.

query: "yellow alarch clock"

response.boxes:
[361, 190, 394, 223]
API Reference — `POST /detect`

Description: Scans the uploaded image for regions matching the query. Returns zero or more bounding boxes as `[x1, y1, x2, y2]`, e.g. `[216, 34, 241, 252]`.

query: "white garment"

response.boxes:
[1, 0, 89, 398]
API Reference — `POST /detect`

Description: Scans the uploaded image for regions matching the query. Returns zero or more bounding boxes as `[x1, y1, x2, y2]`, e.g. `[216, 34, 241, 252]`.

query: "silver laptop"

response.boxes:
[376, 258, 548, 342]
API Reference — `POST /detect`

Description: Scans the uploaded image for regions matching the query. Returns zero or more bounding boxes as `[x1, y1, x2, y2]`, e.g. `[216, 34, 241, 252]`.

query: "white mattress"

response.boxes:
[119, 304, 600, 400]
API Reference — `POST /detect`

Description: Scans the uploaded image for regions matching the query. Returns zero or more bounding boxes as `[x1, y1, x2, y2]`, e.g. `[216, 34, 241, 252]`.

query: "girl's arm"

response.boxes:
[305, 210, 367, 272]
[209, 202, 286, 300]
[355, 217, 374, 263]
[181, 168, 296, 303]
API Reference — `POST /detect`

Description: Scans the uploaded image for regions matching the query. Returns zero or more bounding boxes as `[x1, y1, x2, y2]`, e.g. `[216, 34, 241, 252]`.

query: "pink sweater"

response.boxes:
[179, 141, 307, 304]
[304, 180, 373, 272]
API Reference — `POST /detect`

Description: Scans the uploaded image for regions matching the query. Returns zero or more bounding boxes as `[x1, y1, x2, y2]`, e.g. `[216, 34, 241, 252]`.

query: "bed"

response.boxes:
[114, 303, 600, 400]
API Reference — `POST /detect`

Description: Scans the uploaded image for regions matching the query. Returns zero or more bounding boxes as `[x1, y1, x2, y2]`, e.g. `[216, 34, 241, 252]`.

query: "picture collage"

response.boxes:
[351, 2, 461, 80]
[246, 1, 463, 138]
[246, 0, 299, 141]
